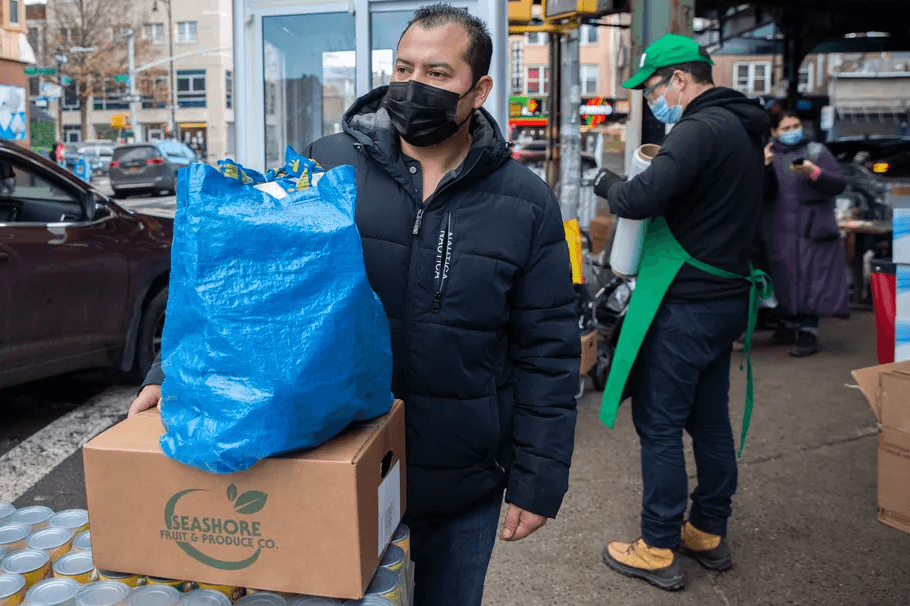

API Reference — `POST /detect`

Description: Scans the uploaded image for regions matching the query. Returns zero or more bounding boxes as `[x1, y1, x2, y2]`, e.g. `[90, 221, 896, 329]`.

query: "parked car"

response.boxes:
[826, 136, 910, 221]
[109, 140, 199, 198]
[510, 139, 599, 173]
[0, 140, 172, 389]
[64, 140, 116, 176]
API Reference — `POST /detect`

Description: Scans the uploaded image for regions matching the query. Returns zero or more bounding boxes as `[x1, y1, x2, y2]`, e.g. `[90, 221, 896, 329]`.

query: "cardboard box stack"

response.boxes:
[75, 400, 410, 604]
[852, 361, 910, 535]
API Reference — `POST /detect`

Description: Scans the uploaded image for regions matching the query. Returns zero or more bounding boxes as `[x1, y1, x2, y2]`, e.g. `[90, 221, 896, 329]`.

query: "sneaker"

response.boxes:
[790, 331, 818, 357]
[679, 522, 733, 571]
[603, 538, 686, 591]
[769, 327, 797, 345]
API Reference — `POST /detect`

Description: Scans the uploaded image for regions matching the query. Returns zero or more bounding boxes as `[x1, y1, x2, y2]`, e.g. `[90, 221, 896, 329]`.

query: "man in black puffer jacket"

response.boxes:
[130, 5, 580, 605]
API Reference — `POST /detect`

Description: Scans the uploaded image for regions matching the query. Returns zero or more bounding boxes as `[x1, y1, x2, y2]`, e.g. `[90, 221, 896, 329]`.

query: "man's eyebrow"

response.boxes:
[394, 58, 454, 72]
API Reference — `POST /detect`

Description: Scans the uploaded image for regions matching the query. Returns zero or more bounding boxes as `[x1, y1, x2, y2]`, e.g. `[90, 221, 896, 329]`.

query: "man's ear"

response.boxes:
[472, 75, 494, 109]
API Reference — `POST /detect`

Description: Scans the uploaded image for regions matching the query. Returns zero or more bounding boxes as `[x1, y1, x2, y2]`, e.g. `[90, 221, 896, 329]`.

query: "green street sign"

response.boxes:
[61, 76, 72, 86]
[24, 67, 57, 76]
[114, 74, 129, 83]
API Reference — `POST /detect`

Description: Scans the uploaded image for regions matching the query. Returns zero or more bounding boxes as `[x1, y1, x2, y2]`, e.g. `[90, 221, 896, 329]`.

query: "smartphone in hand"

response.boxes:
[791, 158, 806, 166]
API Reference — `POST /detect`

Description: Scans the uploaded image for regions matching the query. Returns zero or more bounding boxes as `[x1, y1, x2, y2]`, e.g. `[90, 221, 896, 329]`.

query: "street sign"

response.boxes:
[114, 75, 130, 83]
[24, 67, 57, 76]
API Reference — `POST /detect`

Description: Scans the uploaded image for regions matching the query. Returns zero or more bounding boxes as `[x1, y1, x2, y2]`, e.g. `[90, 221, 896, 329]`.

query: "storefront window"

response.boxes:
[370, 11, 412, 89]
[262, 12, 356, 168]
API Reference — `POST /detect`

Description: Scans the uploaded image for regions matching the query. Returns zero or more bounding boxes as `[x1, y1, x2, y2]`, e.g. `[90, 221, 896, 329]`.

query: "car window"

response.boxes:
[114, 146, 159, 162]
[0, 158, 83, 223]
[156, 141, 189, 161]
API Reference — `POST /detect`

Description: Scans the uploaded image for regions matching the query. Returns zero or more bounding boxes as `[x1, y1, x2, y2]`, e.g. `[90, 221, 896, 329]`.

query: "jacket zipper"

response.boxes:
[403, 152, 484, 394]
[432, 213, 454, 313]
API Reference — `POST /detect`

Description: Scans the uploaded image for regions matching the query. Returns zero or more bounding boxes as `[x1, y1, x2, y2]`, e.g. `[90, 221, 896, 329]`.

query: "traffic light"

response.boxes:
[508, 0, 534, 25]
[110, 113, 129, 129]
[543, 0, 613, 19]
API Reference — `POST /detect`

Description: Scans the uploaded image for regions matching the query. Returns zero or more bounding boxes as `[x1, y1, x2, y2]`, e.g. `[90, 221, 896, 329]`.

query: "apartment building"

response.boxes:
[1, 0, 34, 147]
[507, 13, 631, 140]
[27, 0, 233, 160]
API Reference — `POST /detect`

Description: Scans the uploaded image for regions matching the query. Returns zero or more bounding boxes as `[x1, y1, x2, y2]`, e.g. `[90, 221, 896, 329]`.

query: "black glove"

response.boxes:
[592, 168, 624, 199]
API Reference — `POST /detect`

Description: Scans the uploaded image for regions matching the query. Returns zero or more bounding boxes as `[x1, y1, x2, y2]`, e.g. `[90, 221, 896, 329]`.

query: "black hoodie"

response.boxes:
[608, 87, 770, 300]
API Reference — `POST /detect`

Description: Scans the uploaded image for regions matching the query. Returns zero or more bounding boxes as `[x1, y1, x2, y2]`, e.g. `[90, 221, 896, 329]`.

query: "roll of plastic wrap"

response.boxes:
[609, 144, 660, 278]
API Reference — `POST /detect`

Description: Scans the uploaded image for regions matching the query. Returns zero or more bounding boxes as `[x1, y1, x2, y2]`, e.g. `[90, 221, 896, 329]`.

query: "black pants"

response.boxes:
[629, 297, 748, 548]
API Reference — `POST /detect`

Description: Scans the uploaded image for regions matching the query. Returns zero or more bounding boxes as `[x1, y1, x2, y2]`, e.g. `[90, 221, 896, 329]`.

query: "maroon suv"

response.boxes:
[0, 141, 172, 388]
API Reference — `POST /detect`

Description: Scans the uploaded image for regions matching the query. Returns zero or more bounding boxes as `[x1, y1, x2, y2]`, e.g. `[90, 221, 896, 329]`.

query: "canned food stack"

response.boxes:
[1, 503, 412, 606]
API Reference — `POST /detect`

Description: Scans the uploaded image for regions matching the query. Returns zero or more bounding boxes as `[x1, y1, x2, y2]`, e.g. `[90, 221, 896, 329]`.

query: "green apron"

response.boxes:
[599, 217, 772, 456]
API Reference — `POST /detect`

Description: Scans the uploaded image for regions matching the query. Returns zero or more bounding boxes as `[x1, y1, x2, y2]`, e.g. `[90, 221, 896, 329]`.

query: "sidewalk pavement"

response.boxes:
[484, 311, 909, 605]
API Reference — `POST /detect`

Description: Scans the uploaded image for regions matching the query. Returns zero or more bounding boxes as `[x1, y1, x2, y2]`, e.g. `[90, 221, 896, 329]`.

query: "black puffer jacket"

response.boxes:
[607, 87, 770, 301]
[144, 88, 580, 517]
[310, 88, 580, 517]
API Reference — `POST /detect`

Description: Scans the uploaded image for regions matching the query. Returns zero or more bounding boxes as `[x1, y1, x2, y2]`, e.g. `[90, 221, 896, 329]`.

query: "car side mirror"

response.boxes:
[86, 192, 110, 221]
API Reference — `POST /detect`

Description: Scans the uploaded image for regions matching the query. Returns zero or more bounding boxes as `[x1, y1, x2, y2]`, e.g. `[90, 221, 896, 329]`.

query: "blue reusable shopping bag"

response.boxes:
[159, 149, 393, 473]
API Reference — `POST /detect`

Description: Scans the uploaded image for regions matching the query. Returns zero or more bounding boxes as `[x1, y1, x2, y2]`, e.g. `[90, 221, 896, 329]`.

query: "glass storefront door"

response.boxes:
[261, 12, 355, 167]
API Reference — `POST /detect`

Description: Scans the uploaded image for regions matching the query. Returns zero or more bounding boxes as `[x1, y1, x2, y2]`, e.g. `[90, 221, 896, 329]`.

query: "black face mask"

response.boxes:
[382, 80, 474, 147]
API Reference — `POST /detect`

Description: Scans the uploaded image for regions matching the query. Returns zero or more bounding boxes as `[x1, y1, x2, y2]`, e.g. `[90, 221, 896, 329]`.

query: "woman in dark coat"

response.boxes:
[761, 111, 849, 356]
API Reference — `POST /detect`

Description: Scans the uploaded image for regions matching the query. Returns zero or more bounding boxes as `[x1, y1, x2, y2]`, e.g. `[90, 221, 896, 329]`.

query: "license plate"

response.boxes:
[127, 166, 139, 173]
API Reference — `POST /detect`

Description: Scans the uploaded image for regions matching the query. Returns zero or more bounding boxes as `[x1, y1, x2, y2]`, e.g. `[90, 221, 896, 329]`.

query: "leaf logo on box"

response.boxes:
[162, 483, 277, 570]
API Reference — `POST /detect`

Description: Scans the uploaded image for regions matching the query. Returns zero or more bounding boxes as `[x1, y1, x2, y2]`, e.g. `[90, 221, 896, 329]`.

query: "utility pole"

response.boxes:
[126, 31, 141, 143]
[558, 26, 581, 221]
[154, 0, 177, 139]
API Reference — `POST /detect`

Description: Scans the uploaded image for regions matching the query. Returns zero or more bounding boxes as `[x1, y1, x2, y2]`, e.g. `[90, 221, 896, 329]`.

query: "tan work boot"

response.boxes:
[680, 521, 733, 571]
[603, 538, 685, 591]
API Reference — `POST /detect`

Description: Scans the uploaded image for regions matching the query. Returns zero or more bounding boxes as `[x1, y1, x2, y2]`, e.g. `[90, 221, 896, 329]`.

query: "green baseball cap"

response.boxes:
[622, 33, 714, 90]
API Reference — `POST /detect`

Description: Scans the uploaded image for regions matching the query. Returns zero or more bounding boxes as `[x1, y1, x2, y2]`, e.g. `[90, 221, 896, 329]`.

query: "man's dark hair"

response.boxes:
[399, 3, 493, 85]
[654, 48, 714, 85]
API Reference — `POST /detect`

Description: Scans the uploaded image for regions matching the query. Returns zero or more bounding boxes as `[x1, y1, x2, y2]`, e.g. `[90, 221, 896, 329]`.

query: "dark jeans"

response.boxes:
[402, 488, 504, 606]
[629, 297, 748, 549]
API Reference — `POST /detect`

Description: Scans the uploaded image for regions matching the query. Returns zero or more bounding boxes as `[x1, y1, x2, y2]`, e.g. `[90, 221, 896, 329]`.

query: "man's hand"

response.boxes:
[500, 504, 547, 542]
[129, 384, 162, 417]
[592, 168, 624, 199]
[789, 158, 818, 176]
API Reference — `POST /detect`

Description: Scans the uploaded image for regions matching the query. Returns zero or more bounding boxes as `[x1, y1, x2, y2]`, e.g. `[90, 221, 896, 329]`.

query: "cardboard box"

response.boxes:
[83, 401, 406, 599]
[589, 215, 614, 256]
[581, 330, 598, 375]
[852, 362, 910, 534]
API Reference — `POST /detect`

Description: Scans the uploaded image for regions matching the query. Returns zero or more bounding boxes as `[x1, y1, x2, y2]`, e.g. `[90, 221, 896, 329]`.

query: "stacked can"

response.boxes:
[97, 571, 145, 588]
[147, 577, 194, 593]
[126, 585, 181, 606]
[234, 592, 287, 606]
[8, 507, 54, 532]
[72, 531, 92, 553]
[25, 577, 81, 606]
[377, 546, 406, 606]
[390, 524, 411, 606]
[0, 505, 14, 526]
[0, 549, 51, 589]
[194, 583, 244, 603]
[75, 581, 132, 606]
[26, 526, 74, 564]
[0, 573, 26, 606]
[177, 588, 232, 606]
[53, 551, 98, 584]
[49, 510, 90, 535]
[0, 525, 30, 554]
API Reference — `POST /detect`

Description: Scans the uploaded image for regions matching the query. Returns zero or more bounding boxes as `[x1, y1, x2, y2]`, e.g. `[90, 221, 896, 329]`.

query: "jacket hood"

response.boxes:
[684, 86, 770, 136]
[342, 85, 512, 177]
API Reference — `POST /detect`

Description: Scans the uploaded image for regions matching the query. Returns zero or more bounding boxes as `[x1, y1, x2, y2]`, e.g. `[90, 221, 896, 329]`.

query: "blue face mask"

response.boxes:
[648, 80, 684, 124]
[778, 128, 803, 146]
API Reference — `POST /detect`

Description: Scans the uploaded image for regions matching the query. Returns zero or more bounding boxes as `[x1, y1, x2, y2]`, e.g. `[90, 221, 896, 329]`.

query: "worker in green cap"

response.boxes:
[592, 33, 770, 590]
